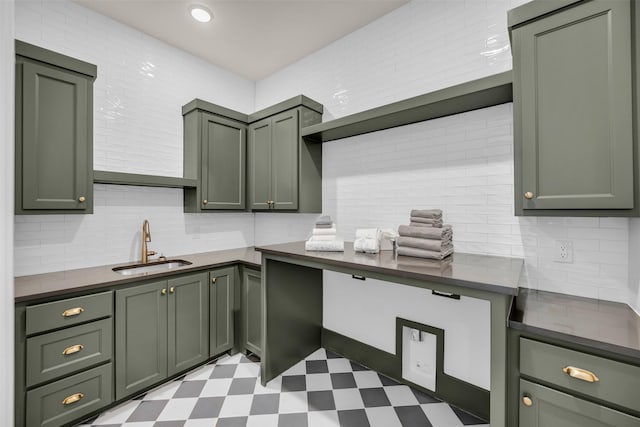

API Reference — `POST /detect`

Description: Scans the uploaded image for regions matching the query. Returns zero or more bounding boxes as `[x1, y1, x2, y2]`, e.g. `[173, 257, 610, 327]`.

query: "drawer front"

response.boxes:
[26, 291, 113, 335]
[520, 338, 640, 412]
[519, 379, 640, 427]
[26, 318, 113, 387]
[26, 363, 113, 427]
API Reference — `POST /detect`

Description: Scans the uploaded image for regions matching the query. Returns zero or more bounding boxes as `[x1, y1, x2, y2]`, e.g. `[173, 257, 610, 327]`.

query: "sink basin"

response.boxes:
[112, 259, 193, 276]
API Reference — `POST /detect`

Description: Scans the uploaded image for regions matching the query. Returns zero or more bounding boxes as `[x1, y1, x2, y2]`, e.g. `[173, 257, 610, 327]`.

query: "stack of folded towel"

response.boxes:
[397, 209, 453, 260]
[305, 215, 344, 252]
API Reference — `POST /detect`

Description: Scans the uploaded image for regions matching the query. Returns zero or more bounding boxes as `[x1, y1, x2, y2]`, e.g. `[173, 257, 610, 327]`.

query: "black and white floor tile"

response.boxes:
[77, 349, 489, 427]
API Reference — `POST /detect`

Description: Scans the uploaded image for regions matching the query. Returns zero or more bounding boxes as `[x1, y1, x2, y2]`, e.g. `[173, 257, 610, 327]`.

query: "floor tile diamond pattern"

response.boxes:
[77, 349, 488, 427]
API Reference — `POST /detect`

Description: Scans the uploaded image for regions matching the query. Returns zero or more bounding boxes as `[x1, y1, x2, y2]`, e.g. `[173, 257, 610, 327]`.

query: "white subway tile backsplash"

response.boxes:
[255, 0, 631, 305]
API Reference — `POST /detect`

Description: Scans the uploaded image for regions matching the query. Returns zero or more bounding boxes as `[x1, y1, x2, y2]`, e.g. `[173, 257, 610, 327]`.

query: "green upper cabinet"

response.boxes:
[15, 40, 96, 214]
[248, 110, 299, 210]
[248, 98, 323, 212]
[509, 0, 636, 216]
[183, 99, 248, 212]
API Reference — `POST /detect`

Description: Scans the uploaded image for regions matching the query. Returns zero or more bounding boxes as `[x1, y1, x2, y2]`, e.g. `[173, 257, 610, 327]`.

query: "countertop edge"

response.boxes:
[15, 249, 261, 303]
[256, 244, 521, 296]
[508, 319, 640, 362]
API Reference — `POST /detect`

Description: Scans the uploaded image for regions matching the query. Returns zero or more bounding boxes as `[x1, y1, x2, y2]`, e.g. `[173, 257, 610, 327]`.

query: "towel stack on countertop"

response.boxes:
[305, 215, 344, 252]
[397, 209, 453, 260]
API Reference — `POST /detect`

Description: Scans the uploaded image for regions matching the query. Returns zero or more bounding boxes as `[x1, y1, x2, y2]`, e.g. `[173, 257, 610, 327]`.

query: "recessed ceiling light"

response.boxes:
[189, 5, 212, 23]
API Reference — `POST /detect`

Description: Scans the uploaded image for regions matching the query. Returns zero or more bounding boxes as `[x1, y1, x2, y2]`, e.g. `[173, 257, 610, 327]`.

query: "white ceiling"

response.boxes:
[73, 0, 409, 81]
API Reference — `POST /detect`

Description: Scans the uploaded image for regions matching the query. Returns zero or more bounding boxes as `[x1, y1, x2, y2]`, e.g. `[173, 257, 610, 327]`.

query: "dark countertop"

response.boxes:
[509, 289, 640, 360]
[255, 241, 523, 295]
[14, 247, 261, 303]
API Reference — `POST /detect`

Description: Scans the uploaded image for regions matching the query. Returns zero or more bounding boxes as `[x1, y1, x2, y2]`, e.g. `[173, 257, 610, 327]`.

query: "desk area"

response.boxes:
[256, 241, 523, 427]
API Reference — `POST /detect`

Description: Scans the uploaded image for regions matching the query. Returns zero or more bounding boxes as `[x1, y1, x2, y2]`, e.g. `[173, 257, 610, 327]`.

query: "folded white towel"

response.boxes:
[307, 235, 336, 242]
[354, 228, 381, 253]
[305, 239, 344, 252]
[312, 226, 337, 236]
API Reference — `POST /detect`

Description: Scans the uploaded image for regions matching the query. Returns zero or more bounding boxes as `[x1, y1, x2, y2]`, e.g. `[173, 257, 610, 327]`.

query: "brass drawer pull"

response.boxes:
[78, 196, 86, 203]
[563, 366, 599, 383]
[62, 307, 84, 317]
[524, 191, 534, 199]
[522, 396, 533, 407]
[61, 392, 84, 406]
[211, 277, 217, 284]
[169, 287, 175, 294]
[62, 344, 84, 356]
[161, 288, 167, 295]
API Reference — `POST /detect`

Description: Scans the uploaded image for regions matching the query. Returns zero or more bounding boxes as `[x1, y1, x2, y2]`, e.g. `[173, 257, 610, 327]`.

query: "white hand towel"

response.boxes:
[354, 228, 381, 253]
[307, 235, 336, 242]
[305, 239, 344, 252]
[312, 226, 337, 236]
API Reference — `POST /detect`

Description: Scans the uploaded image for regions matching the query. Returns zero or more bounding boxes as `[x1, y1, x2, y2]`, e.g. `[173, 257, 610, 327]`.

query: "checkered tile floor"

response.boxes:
[77, 348, 488, 427]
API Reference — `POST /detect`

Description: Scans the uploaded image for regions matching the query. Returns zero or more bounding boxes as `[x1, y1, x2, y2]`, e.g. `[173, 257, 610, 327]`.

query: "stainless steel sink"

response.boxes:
[112, 259, 193, 276]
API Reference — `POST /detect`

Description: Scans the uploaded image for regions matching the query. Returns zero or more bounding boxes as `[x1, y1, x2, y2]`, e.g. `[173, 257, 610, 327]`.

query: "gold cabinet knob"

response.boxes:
[169, 287, 175, 294]
[161, 288, 167, 295]
[78, 196, 86, 203]
[524, 192, 534, 200]
[211, 277, 217, 284]
[203, 200, 208, 205]
[522, 396, 533, 407]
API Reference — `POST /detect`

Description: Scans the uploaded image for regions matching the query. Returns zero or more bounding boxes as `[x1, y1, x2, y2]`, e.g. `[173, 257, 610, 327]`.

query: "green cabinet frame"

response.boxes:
[248, 107, 323, 212]
[510, 0, 637, 216]
[115, 272, 208, 399]
[210, 267, 235, 357]
[241, 267, 262, 357]
[183, 101, 247, 212]
[15, 40, 96, 214]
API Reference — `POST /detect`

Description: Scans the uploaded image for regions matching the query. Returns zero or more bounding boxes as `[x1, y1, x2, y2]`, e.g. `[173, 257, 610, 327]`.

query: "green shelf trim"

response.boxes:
[93, 171, 197, 189]
[301, 71, 513, 143]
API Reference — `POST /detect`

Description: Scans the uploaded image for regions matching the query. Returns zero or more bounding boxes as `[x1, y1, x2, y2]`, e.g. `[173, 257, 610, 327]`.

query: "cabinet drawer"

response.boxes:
[26, 363, 112, 427]
[520, 338, 640, 412]
[26, 291, 113, 335]
[26, 318, 113, 387]
[519, 379, 640, 427]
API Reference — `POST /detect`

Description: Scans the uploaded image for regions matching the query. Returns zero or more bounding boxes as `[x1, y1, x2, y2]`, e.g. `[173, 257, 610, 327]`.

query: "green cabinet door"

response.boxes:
[115, 281, 168, 400]
[512, 0, 633, 212]
[201, 113, 246, 210]
[519, 380, 640, 427]
[17, 60, 93, 213]
[248, 118, 273, 210]
[167, 272, 209, 376]
[242, 268, 262, 357]
[271, 110, 299, 210]
[210, 267, 235, 357]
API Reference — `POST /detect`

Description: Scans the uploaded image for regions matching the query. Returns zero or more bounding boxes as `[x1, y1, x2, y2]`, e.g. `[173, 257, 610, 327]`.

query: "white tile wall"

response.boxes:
[13, 0, 257, 276]
[256, 0, 633, 305]
[1, 0, 15, 424]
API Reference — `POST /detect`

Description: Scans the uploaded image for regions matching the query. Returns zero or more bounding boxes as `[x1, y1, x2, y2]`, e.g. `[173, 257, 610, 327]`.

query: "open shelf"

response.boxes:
[301, 71, 513, 143]
[93, 171, 197, 188]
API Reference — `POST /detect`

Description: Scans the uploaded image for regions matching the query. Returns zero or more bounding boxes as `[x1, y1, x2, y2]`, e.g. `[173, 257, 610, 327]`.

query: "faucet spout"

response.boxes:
[141, 219, 156, 263]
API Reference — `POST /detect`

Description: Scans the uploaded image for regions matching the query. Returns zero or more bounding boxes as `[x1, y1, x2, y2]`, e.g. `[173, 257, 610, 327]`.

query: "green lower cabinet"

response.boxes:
[26, 363, 112, 427]
[519, 379, 640, 427]
[167, 273, 209, 376]
[115, 280, 168, 400]
[115, 272, 209, 399]
[210, 267, 235, 357]
[242, 268, 262, 357]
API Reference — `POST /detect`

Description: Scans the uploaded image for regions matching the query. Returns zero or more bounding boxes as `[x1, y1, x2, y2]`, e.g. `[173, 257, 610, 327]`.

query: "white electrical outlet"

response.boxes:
[555, 240, 573, 263]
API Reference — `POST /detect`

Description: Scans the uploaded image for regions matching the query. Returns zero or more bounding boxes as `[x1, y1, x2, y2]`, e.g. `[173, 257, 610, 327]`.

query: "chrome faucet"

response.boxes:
[141, 219, 157, 264]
